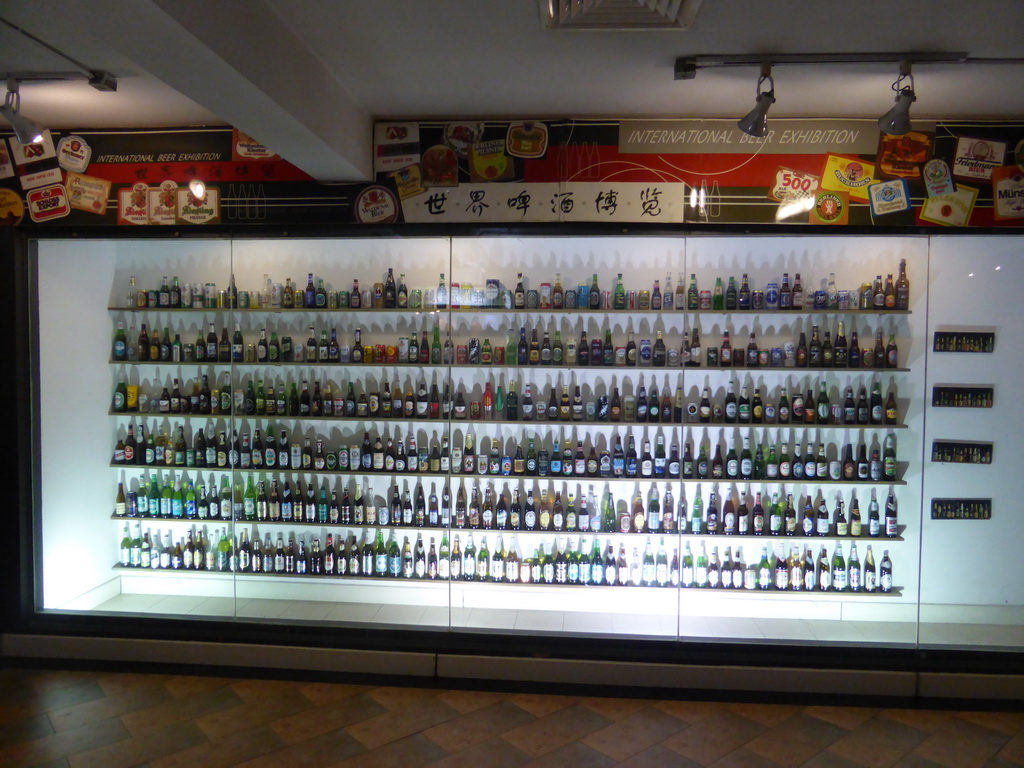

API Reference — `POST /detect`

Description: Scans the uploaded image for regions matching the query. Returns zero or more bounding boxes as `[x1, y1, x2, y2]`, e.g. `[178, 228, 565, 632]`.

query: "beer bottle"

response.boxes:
[886, 334, 899, 369]
[848, 543, 862, 592]
[757, 547, 771, 590]
[816, 494, 831, 536]
[883, 433, 897, 480]
[895, 259, 910, 310]
[876, 548, 892, 593]
[218, 326, 231, 362]
[796, 332, 808, 367]
[782, 493, 796, 535]
[822, 330, 834, 368]
[808, 325, 823, 367]
[832, 542, 847, 592]
[112, 321, 128, 361]
[885, 388, 898, 425]
[687, 273, 699, 310]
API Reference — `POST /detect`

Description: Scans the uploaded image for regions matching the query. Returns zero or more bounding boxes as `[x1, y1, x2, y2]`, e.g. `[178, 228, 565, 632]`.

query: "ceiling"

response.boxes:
[2, 0, 1023, 181]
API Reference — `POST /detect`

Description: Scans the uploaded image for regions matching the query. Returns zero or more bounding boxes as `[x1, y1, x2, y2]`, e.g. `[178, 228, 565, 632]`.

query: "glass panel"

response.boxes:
[222, 237, 452, 629]
[37, 231, 1015, 654]
[919, 237, 1023, 651]
[680, 234, 927, 648]
[448, 236, 683, 639]
[36, 237, 236, 618]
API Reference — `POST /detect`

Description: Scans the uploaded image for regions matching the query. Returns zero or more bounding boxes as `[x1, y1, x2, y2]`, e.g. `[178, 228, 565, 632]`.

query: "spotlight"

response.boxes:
[737, 63, 775, 138]
[878, 61, 916, 135]
[188, 179, 206, 199]
[0, 79, 45, 145]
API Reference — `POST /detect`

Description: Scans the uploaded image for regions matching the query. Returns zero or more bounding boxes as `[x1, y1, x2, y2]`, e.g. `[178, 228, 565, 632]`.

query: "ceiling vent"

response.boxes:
[541, 0, 703, 30]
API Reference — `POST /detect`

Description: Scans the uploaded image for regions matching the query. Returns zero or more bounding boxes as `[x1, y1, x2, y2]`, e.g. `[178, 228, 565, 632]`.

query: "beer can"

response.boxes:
[126, 385, 139, 411]
[758, 350, 769, 367]
[271, 282, 283, 306]
[615, 346, 626, 366]
[603, 289, 612, 308]
[349, 445, 360, 470]
[771, 347, 784, 367]
[539, 282, 552, 308]
[699, 290, 712, 309]
[837, 290, 849, 310]
[468, 337, 480, 364]
[374, 344, 386, 362]
[706, 346, 719, 367]
[205, 282, 217, 308]
[327, 291, 337, 309]
[409, 288, 422, 308]
[526, 289, 539, 309]
[456, 345, 468, 364]
[564, 289, 577, 308]
[470, 401, 481, 420]
[639, 339, 652, 365]
[628, 290, 636, 310]
[398, 336, 409, 361]
[493, 346, 505, 365]
[386, 345, 398, 364]
[814, 290, 828, 309]
[336, 289, 349, 308]
[182, 343, 194, 362]
[238, 291, 250, 308]
[783, 341, 796, 360]
[501, 456, 512, 475]
[752, 289, 765, 309]
[577, 285, 589, 307]
[765, 281, 779, 309]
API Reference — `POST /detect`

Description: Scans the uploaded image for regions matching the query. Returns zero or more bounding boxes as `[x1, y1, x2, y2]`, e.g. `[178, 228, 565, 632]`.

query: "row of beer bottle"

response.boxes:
[120, 522, 893, 593]
[115, 473, 899, 539]
[114, 317, 901, 372]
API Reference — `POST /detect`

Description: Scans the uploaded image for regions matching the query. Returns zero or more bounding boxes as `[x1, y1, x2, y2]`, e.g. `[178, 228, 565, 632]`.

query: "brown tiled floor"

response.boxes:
[1, 667, 1022, 768]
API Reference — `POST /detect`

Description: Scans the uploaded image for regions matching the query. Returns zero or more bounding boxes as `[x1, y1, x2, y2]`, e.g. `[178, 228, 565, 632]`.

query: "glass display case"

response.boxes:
[28, 233, 1021, 654]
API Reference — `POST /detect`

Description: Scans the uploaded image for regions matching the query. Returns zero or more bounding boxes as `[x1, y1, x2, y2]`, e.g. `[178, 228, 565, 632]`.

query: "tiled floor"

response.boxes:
[1, 666, 1022, 768]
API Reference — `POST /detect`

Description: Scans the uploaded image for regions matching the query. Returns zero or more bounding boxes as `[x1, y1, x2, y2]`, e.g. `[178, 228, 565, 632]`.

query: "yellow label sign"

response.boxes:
[0, 188, 24, 225]
[820, 153, 876, 202]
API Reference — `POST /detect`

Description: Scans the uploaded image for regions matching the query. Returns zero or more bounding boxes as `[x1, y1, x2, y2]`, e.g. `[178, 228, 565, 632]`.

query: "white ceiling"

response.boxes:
[2, 0, 1023, 181]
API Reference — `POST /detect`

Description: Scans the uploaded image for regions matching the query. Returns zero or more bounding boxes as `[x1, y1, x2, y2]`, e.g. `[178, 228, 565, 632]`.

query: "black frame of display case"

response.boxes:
[4, 222, 1023, 696]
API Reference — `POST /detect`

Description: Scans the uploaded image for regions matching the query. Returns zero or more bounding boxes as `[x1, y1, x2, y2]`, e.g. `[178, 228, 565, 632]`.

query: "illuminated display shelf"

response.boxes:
[110, 305, 913, 316]
[113, 360, 914, 374]
[108, 565, 902, 597]
[99, 239, 919, 623]
[109, 464, 909, 486]
[108, 412, 911, 430]
[110, 515, 907, 540]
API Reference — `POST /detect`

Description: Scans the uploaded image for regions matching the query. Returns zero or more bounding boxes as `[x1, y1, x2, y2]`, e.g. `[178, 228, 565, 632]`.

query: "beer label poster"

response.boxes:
[2, 119, 1023, 228]
[375, 119, 1024, 227]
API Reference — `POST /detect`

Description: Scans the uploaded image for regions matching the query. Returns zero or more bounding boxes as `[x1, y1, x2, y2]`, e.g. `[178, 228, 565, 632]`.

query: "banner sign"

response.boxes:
[1, 126, 386, 228]
[3, 119, 1023, 228]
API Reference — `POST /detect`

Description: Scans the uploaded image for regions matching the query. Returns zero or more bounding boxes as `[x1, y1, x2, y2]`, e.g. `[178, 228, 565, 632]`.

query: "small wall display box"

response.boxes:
[933, 331, 995, 353]
[931, 440, 993, 464]
[931, 498, 992, 520]
[931, 385, 993, 408]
